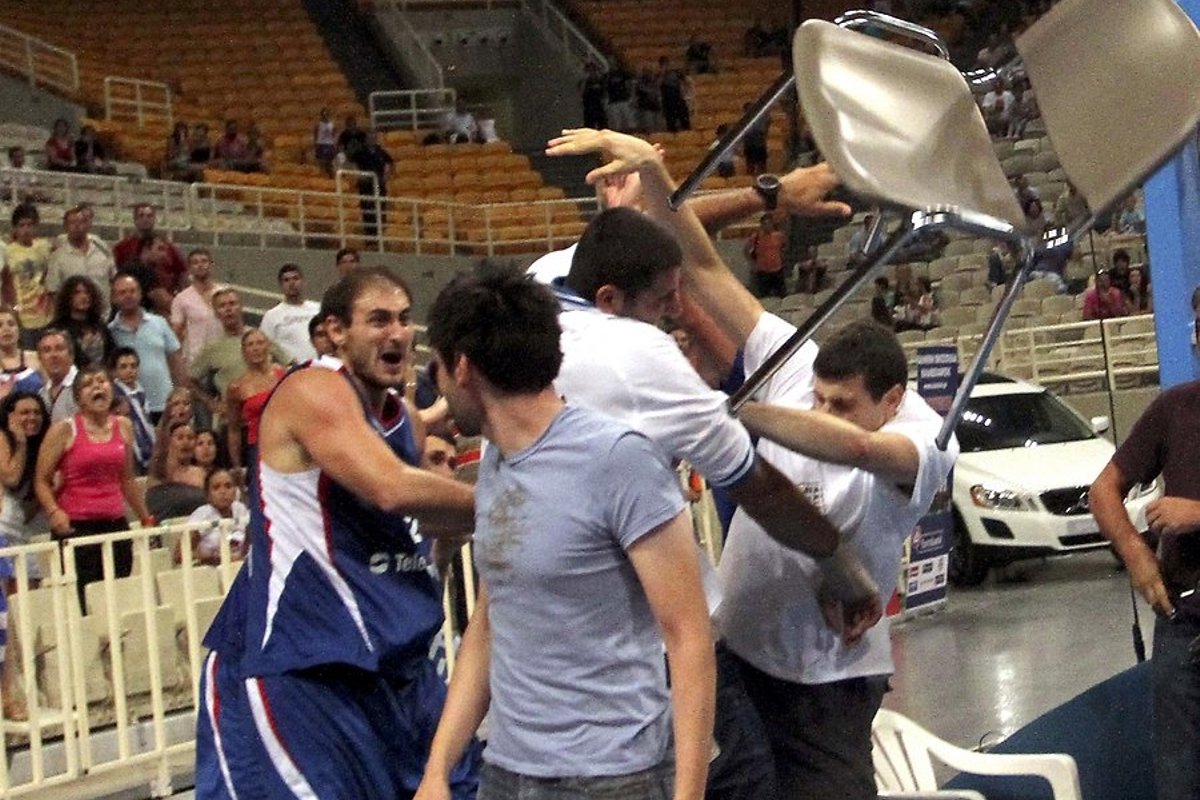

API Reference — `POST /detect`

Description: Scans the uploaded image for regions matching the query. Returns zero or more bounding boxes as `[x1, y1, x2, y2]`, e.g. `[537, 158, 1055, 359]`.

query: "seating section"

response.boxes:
[572, 0, 792, 181]
[0, 0, 362, 166]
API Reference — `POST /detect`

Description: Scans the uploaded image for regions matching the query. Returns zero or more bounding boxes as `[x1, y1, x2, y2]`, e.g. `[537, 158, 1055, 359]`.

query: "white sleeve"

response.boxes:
[259, 307, 279, 340]
[742, 311, 818, 407]
[885, 395, 959, 513]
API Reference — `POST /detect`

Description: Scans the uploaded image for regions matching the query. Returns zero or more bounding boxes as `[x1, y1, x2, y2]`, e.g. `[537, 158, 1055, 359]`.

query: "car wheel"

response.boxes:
[949, 509, 990, 587]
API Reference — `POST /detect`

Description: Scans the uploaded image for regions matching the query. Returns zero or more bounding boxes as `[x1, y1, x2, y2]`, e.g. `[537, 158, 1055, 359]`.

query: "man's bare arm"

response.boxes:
[266, 370, 475, 533]
[739, 401, 921, 483]
[1090, 461, 1173, 616]
[689, 168, 852, 235]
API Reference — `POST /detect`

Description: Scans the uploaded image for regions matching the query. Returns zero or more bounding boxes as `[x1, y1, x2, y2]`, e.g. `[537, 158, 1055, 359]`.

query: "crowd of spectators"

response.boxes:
[166, 119, 265, 181]
[0, 202, 354, 712]
[580, 57, 695, 134]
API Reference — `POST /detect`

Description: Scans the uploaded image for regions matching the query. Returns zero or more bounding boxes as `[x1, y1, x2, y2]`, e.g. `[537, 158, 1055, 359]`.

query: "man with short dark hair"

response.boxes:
[48, 205, 116, 314]
[197, 267, 481, 800]
[4, 203, 53, 340]
[169, 248, 224, 368]
[108, 273, 185, 422]
[418, 266, 714, 800]
[36, 329, 78, 422]
[308, 314, 334, 357]
[336, 246, 360, 278]
[1091, 382, 1200, 800]
[112, 204, 187, 298]
[260, 264, 320, 363]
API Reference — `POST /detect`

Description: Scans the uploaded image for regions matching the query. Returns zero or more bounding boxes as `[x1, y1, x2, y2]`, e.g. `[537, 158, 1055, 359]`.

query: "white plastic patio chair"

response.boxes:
[873, 708, 1082, 800]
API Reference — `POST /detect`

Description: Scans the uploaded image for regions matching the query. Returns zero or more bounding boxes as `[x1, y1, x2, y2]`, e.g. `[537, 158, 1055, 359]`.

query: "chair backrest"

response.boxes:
[793, 20, 1026, 229]
[1017, 0, 1200, 222]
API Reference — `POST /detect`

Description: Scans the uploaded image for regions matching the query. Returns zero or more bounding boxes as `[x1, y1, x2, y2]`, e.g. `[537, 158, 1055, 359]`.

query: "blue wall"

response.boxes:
[1143, 0, 1200, 387]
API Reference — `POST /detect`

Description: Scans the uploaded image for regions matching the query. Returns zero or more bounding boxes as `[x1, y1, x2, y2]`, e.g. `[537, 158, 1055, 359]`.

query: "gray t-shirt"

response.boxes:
[474, 405, 686, 778]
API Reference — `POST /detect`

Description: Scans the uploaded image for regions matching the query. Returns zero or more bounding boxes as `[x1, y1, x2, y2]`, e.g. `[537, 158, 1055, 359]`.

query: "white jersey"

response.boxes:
[717, 312, 958, 684]
[553, 288, 754, 491]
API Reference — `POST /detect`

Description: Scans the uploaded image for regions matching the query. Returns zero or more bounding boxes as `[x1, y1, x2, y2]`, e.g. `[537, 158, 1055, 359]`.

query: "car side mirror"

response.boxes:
[1090, 415, 1111, 434]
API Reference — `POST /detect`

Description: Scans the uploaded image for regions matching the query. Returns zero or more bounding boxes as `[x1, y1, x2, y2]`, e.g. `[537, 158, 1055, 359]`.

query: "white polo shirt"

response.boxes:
[553, 287, 754, 491]
[260, 299, 320, 363]
[526, 244, 576, 286]
[716, 312, 958, 684]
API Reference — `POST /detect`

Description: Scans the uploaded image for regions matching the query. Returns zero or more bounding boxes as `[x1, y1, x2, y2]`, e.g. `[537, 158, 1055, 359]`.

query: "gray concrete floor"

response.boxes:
[167, 548, 1147, 798]
[885, 548, 1151, 750]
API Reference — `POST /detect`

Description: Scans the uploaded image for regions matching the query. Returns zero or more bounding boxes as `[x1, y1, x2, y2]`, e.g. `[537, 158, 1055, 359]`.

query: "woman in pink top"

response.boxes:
[34, 366, 153, 608]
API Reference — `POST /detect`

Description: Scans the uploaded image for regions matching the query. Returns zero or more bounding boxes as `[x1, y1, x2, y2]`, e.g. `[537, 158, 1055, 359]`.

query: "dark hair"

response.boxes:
[70, 365, 109, 403]
[11, 203, 38, 228]
[427, 264, 563, 394]
[7, 146, 21, 160]
[187, 247, 211, 262]
[874, 276, 890, 290]
[565, 208, 682, 303]
[51, 275, 105, 328]
[813, 319, 908, 401]
[308, 315, 324, 338]
[278, 262, 302, 281]
[204, 467, 234, 494]
[1111, 248, 1131, 267]
[108, 345, 140, 369]
[37, 327, 75, 355]
[335, 246, 359, 263]
[0, 391, 49, 495]
[319, 267, 412, 326]
[194, 427, 231, 471]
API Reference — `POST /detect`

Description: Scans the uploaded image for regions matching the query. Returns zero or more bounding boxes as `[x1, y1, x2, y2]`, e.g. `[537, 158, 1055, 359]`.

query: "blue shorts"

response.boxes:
[196, 651, 482, 799]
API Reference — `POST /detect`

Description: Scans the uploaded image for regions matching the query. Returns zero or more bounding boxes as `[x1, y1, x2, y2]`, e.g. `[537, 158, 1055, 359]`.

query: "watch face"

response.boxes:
[757, 174, 781, 192]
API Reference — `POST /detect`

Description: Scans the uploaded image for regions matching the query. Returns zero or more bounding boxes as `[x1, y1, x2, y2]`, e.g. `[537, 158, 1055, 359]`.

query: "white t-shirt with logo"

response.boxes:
[260, 299, 320, 364]
[716, 312, 958, 684]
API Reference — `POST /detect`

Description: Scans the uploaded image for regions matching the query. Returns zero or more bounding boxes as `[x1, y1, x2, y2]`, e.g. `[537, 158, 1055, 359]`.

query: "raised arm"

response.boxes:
[689, 167, 851, 235]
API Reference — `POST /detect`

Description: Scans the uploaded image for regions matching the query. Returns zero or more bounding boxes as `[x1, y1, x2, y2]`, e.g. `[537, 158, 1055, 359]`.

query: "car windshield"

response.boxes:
[956, 391, 1096, 452]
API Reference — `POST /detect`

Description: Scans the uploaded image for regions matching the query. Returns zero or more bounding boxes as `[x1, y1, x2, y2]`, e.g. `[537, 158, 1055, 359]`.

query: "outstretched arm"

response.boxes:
[739, 401, 920, 483]
[689, 167, 852, 235]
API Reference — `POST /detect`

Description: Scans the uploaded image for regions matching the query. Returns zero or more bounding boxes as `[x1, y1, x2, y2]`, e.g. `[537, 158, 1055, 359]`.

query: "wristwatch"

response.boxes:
[753, 173, 781, 211]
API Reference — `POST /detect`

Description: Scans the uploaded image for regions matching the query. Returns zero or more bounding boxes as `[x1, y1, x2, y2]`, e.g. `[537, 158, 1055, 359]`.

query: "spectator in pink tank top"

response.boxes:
[34, 366, 154, 608]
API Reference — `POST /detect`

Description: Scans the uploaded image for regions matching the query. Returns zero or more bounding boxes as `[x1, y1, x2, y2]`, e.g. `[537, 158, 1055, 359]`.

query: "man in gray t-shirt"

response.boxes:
[417, 267, 715, 800]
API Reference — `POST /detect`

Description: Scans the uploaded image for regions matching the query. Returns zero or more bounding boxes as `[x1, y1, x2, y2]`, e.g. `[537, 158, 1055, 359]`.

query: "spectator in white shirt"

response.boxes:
[259, 264, 319, 363]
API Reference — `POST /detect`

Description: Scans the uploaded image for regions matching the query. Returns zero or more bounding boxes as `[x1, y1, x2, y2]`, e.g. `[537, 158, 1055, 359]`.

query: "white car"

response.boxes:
[949, 374, 1160, 586]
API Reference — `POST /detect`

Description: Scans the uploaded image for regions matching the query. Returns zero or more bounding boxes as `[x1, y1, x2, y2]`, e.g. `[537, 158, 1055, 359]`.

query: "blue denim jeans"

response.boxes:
[478, 758, 673, 800]
[1152, 614, 1200, 800]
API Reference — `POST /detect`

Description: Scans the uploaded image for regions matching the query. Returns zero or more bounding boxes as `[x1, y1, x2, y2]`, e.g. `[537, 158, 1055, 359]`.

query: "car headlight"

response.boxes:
[969, 484, 1036, 512]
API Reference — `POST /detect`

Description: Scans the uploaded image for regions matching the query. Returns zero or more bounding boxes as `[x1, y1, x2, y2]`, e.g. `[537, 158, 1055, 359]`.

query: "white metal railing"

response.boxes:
[372, 0, 446, 89]
[519, 0, 607, 72]
[0, 521, 242, 797]
[902, 314, 1159, 392]
[0, 23, 79, 96]
[103, 77, 173, 129]
[369, 88, 457, 131]
[188, 178, 599, 256]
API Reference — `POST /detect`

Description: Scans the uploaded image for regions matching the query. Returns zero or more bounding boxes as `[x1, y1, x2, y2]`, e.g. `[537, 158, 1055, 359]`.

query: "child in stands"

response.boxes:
[180, 468, 247, 565]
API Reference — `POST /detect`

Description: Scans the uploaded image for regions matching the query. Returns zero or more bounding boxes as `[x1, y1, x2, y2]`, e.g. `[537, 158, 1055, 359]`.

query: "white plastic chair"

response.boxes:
[872, 708, 1082, 800]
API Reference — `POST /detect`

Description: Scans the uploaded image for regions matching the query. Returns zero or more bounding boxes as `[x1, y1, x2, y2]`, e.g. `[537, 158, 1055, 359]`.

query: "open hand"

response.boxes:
[546, 128, 663, 185]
